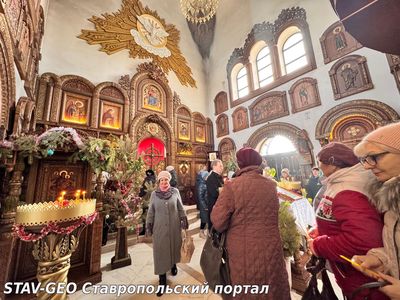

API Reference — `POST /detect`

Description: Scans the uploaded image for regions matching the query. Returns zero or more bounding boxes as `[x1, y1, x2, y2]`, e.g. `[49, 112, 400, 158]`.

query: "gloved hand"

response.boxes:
[146, 223, 153, 237]
[180, 217, 188, 230]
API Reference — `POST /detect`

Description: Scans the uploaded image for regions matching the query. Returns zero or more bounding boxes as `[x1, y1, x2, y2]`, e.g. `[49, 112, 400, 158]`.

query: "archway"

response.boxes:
[315, 99, 400, 147]
[260, 135, 301, 181]
[137, 137, 166, 173]
[247, 122, 315, 183]
[130, 114, 175, 167]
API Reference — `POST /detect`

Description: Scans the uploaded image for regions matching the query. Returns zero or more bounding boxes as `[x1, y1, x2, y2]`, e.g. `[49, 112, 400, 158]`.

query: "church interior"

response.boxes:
[1, 0, 400, 299]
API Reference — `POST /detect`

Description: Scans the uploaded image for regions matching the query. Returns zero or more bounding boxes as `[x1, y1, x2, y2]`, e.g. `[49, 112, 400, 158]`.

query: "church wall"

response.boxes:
[39, 0, 209, 115]
[208, 0, 400, 155]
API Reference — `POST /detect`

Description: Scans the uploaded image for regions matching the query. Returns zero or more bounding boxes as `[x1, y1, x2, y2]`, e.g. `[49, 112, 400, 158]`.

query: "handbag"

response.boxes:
[350, 281, 389, 300]
[200, 228, 230, 292]
[180, 230, 195, 263]
[302, 257, 338, 300]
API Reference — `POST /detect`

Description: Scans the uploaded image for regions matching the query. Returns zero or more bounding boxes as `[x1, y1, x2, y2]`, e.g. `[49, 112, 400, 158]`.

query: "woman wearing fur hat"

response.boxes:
[211, 147, 290, 300]
[352, 122, 400, 300]
[308, 142, 388, 299]
[146, 170, 188, 297]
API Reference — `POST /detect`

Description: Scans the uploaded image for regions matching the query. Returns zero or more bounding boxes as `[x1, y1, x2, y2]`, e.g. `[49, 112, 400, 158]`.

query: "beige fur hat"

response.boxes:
[157, 170, 172, 181]
[354, 122, 400, 156]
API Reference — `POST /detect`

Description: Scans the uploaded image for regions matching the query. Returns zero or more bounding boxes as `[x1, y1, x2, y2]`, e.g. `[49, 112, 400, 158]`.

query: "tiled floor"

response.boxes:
[70, 233, 343, 300]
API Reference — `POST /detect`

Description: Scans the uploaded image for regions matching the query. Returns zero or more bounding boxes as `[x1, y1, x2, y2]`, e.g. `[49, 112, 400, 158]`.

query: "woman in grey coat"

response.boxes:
[146, 170, 188, 297]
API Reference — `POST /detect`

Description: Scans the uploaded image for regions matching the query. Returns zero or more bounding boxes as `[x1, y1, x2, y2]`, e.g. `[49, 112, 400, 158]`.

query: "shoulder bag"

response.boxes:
[200, 228, 230, 292]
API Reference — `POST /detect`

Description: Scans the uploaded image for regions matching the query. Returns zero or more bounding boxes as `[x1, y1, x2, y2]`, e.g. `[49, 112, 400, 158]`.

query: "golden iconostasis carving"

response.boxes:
[78, 0, 196, 88]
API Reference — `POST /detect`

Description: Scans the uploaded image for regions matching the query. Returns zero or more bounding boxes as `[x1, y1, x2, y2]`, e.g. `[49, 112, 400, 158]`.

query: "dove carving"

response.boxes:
[78, 0, 196, 88]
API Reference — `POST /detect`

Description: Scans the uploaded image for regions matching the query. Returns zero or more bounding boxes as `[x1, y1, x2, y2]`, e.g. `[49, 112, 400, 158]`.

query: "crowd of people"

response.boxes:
[139, 122, 400, 299]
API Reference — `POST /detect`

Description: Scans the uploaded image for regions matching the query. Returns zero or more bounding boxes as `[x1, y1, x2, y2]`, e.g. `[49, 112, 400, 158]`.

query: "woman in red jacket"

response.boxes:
[308, 142, 388, 299]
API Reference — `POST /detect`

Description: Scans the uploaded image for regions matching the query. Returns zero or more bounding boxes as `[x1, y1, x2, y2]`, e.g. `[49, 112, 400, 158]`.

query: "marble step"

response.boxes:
[102, 205, 200, 254]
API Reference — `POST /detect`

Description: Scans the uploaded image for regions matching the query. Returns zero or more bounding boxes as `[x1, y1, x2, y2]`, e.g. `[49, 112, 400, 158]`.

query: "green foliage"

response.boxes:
[100, 135, 146, 229]
[78, 137, 116, 175]
[265, 167, 276, 178]
[13, 135, 38, 158]
[37, 130, 75, 157]
[0, 140, 14, 160]
[109, 135, 145, 191]
[279, 201, 301, 257]
[224, 150, 238, 173]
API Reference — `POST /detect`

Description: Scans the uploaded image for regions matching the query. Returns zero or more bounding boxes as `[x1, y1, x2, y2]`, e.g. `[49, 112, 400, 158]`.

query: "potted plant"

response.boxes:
[278, 201, 301, 288]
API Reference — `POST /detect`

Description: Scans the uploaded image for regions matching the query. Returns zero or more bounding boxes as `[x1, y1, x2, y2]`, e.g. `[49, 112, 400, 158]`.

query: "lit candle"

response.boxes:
[58, 196, 63, 206]
[61, 191, 66, 200]
[82, 191, 86, 200]
[75, 190, 81, 201]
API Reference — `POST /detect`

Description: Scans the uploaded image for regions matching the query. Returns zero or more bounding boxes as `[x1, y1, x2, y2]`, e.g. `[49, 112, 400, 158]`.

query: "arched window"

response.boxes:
[283, 32, 307, 74]
[236, 66, 249, 98]
[260, 135, 296, 155]
[256, 46, 273, 87]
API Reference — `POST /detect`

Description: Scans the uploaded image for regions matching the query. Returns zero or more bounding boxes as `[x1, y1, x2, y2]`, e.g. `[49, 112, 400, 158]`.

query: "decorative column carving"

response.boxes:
[2, 156, 25, 217]
[49, 83, 62, 122]
[0, 156, 24, 299]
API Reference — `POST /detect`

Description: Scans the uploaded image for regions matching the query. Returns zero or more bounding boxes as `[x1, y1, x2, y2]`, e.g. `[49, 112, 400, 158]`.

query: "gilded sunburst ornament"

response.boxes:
[78, 0, 196, 88]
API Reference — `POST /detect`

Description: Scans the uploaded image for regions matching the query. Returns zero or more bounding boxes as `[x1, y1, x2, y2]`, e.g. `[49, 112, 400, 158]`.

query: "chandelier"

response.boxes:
[180, 0, 220, 24]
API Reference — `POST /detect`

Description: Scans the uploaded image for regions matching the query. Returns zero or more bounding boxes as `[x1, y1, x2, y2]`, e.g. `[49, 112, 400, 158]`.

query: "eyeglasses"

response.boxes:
[359, 152, 390, 166]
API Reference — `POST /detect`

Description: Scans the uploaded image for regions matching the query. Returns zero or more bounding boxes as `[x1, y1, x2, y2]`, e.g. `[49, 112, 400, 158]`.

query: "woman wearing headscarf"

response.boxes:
[308, 142, 388, 299]
[146, 170, 188, 297]
[211, 147, 290, 300]
[352, 122, 400, 300]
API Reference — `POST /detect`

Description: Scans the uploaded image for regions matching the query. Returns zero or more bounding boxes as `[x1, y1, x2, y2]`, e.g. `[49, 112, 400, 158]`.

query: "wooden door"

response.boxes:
[13, 154, 95, 282]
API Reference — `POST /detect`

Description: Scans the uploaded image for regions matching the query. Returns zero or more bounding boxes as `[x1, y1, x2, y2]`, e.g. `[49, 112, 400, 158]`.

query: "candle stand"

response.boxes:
[13, 198, 97, 300]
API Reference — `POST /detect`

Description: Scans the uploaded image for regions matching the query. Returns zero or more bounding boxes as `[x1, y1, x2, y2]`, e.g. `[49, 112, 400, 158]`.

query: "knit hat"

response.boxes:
[317, 142, 359, 168]
[166, 165, 174, 172]
[157, 170, 171, 181]
[354, 122, 400, 155]
[236, 147, 262, 168]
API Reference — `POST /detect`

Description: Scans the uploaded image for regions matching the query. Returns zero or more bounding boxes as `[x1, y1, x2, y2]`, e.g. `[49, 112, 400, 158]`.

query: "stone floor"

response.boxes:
[70, 203, 343, 299]
[69, 231, 344, 300]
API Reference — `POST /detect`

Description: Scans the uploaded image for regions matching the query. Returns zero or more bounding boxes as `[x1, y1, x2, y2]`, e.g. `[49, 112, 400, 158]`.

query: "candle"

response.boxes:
[75, 190, 81, 201]
[58, 196, 63, 206]
[82, 191, 86, 200]
[61, 191, 66, 200]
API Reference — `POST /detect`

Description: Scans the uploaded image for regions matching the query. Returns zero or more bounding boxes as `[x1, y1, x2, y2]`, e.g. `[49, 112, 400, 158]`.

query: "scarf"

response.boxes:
[155, 186, 173, 200]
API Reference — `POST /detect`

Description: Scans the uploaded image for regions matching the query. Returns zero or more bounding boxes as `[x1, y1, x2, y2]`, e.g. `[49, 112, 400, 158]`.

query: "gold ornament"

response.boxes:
[78, 0, 196, 88]
[16, 199, 97, 226]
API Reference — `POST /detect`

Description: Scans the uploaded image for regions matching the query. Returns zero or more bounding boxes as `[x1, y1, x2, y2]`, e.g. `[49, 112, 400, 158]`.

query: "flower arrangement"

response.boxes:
[279, 201, 301, 257]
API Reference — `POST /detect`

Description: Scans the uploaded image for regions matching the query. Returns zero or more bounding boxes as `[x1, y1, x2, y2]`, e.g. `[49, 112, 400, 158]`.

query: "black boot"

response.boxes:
[157, 274, 166, 297]
[171, 264, 178, 276]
